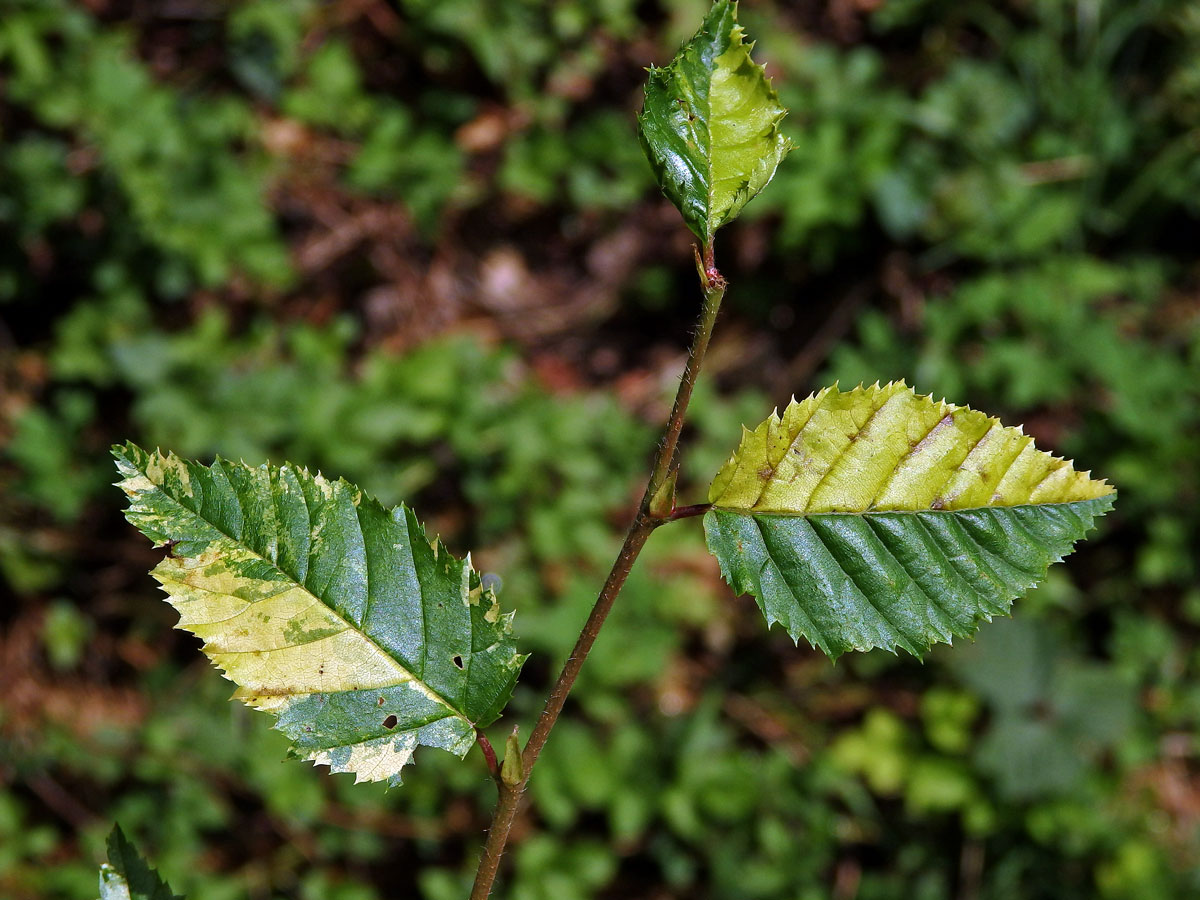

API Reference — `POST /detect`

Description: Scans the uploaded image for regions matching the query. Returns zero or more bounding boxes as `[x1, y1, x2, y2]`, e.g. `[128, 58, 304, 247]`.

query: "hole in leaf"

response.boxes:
[377, 696, 385, 706]
[452, 655, 464, 669]
[382, 715, 398, 729]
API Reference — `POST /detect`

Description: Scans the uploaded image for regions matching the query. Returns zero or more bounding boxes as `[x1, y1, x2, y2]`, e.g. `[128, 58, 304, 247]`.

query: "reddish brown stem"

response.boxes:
[467, 252, 726, 900]
[475, 730, 499, 781]
[668, 502, 712, 521]
[467, 520, 656, 899]
[648, 257, 725, 500]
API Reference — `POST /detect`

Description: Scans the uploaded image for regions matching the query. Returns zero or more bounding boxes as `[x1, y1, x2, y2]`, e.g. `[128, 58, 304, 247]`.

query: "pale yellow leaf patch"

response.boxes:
[709, 383, 1113, 514]
[151, 548, 437, 705]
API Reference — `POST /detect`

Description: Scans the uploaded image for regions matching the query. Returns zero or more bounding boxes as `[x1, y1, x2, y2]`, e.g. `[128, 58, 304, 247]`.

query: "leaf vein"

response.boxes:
[812, 518, 922, 653]
[750, 515, 831, 652]
[800, 389, 894, 509]
[862, 515, 963, 633]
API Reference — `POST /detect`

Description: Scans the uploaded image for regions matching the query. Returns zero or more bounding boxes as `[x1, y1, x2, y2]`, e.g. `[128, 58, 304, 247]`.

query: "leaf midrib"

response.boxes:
[709, 496, 1114, 518]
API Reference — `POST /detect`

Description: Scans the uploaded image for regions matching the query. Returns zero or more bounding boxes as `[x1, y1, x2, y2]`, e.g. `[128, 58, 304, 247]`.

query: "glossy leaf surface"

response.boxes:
[638, 0, 791, 244]
[704, 384, 1115, 658]
[114, 443, 526, 785]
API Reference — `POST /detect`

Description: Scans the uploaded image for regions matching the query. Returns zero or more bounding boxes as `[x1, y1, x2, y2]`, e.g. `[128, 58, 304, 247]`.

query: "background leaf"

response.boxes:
[113, 443, 527, 786]
[704, 384, 1115, 657]
[99, 825, 184, 900]
[637, 0, 791, 244]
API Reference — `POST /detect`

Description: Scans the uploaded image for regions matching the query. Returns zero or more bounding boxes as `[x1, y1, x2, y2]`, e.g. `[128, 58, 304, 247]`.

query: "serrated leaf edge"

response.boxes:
[705, 496, 1114, 659]
[708, 381, 1115, 513]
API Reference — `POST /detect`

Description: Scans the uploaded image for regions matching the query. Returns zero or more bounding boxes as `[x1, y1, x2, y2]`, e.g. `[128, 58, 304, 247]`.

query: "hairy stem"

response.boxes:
[469, 780, 523, 897]
[648, 264, 726, 499]
[467, 254, 727, 900]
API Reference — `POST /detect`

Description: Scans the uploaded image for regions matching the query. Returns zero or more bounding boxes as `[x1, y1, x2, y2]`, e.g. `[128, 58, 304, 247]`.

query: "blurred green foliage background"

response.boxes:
[2, 0, 1199, 897]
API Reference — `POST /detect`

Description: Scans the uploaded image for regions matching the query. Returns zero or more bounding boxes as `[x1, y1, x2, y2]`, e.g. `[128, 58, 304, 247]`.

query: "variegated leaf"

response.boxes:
[114, 443, 526, 786]
[704, 383, 1115, 658]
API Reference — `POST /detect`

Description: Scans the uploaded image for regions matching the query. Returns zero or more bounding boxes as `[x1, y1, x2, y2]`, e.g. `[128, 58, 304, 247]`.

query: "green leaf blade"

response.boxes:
[704, 384, 1115, 658]
[638, 0, 791, 244]
[113, 443, 526, 785]
[99, 825, 184, 900]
